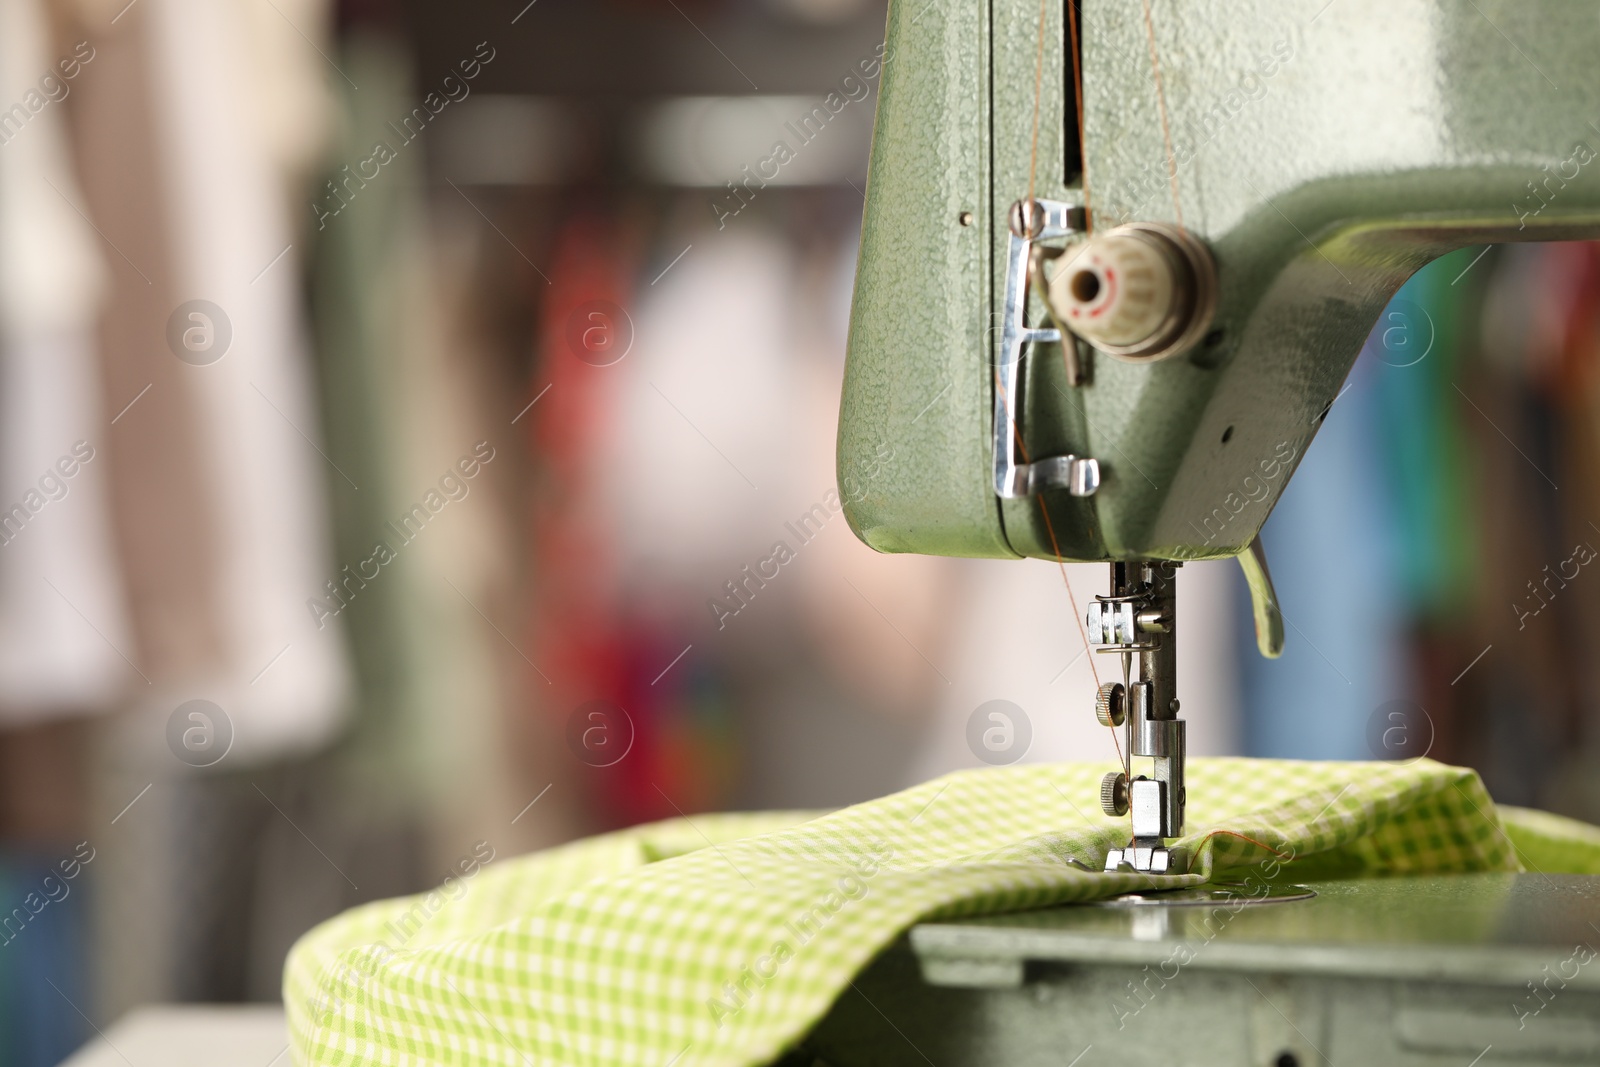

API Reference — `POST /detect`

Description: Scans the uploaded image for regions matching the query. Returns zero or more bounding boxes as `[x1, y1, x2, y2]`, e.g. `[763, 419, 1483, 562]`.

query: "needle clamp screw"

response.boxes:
[1100, 771, 1131, 817]
[1095, 682, 1127, 727]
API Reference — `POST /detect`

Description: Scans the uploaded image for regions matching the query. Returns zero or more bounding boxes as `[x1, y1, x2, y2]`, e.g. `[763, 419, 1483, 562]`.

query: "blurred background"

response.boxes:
[0, 0, 1596, 1062]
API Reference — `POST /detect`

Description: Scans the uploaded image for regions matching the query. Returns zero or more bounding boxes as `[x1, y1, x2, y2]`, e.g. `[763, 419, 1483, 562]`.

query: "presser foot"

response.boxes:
[1104, 841, 1185, 875]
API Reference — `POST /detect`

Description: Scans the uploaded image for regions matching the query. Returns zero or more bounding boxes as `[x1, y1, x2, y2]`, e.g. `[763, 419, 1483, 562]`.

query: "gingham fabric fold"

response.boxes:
[285, 758, 1597, 1066]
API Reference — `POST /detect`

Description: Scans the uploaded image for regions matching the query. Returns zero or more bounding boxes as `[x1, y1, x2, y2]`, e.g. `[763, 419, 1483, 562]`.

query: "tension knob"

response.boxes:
[1042, 221, 1216, 362]
[1049, 230, 1175, 348]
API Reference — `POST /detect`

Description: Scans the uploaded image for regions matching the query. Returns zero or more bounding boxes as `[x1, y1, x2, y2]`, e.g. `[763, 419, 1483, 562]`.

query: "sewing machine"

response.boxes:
[820, 0, 1600, 1061]
[839, 0, 1600, 875]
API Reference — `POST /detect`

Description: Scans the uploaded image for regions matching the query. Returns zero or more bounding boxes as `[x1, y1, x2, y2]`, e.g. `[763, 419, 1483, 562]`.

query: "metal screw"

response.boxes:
[1095, 682, 1127, 728]
[1100, 771, 1130, 817]
[1008, 198, 1045, 239]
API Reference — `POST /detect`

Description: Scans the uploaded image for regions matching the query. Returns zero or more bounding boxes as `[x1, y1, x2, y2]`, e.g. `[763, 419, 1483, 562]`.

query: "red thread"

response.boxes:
[1195, 829, 1293, 860]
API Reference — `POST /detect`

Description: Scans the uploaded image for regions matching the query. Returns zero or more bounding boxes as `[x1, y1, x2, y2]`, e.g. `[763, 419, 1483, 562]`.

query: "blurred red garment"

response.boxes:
[524, 207, 733, 828]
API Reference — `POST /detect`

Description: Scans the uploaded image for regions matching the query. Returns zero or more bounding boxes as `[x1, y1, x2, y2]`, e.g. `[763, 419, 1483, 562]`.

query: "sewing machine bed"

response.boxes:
[799, 874, 1600, 1067]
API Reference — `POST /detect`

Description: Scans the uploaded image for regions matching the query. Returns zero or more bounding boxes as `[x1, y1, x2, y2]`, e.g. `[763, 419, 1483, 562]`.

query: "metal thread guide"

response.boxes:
[992, 197, 1100, 501]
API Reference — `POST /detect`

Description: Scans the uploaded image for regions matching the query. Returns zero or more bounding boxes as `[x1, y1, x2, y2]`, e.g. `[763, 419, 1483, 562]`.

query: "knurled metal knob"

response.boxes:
[1095, 682, 1127, 728]
[1100, 771, 1130, 817]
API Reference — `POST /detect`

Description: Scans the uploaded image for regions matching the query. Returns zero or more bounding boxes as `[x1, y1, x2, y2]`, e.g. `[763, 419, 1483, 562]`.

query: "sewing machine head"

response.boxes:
[838, 0, 1600, 872]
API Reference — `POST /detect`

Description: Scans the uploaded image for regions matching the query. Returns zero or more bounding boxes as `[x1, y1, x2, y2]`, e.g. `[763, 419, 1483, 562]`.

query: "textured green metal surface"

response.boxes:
[838, 0, 1008, 557]
[799, 875, 1600, 1066]
[841, 0, 1600, 562]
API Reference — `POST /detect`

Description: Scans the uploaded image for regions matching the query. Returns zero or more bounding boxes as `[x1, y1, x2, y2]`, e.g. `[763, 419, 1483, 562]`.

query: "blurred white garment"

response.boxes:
[598, 223, 955, 708]
[0, 0, 131, 721]
[599, 229, 800, 580]
[142, 0, 350, 761]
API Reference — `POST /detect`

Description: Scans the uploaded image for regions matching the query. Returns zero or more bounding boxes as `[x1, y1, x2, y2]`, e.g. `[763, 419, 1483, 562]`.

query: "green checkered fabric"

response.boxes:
[284, 758, 1595, 1066]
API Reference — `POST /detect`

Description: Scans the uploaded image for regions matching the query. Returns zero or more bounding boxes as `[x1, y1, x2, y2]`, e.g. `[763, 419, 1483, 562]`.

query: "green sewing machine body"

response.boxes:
[839, 0, 1600, 564]
[828, 0, 1600, 1048]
